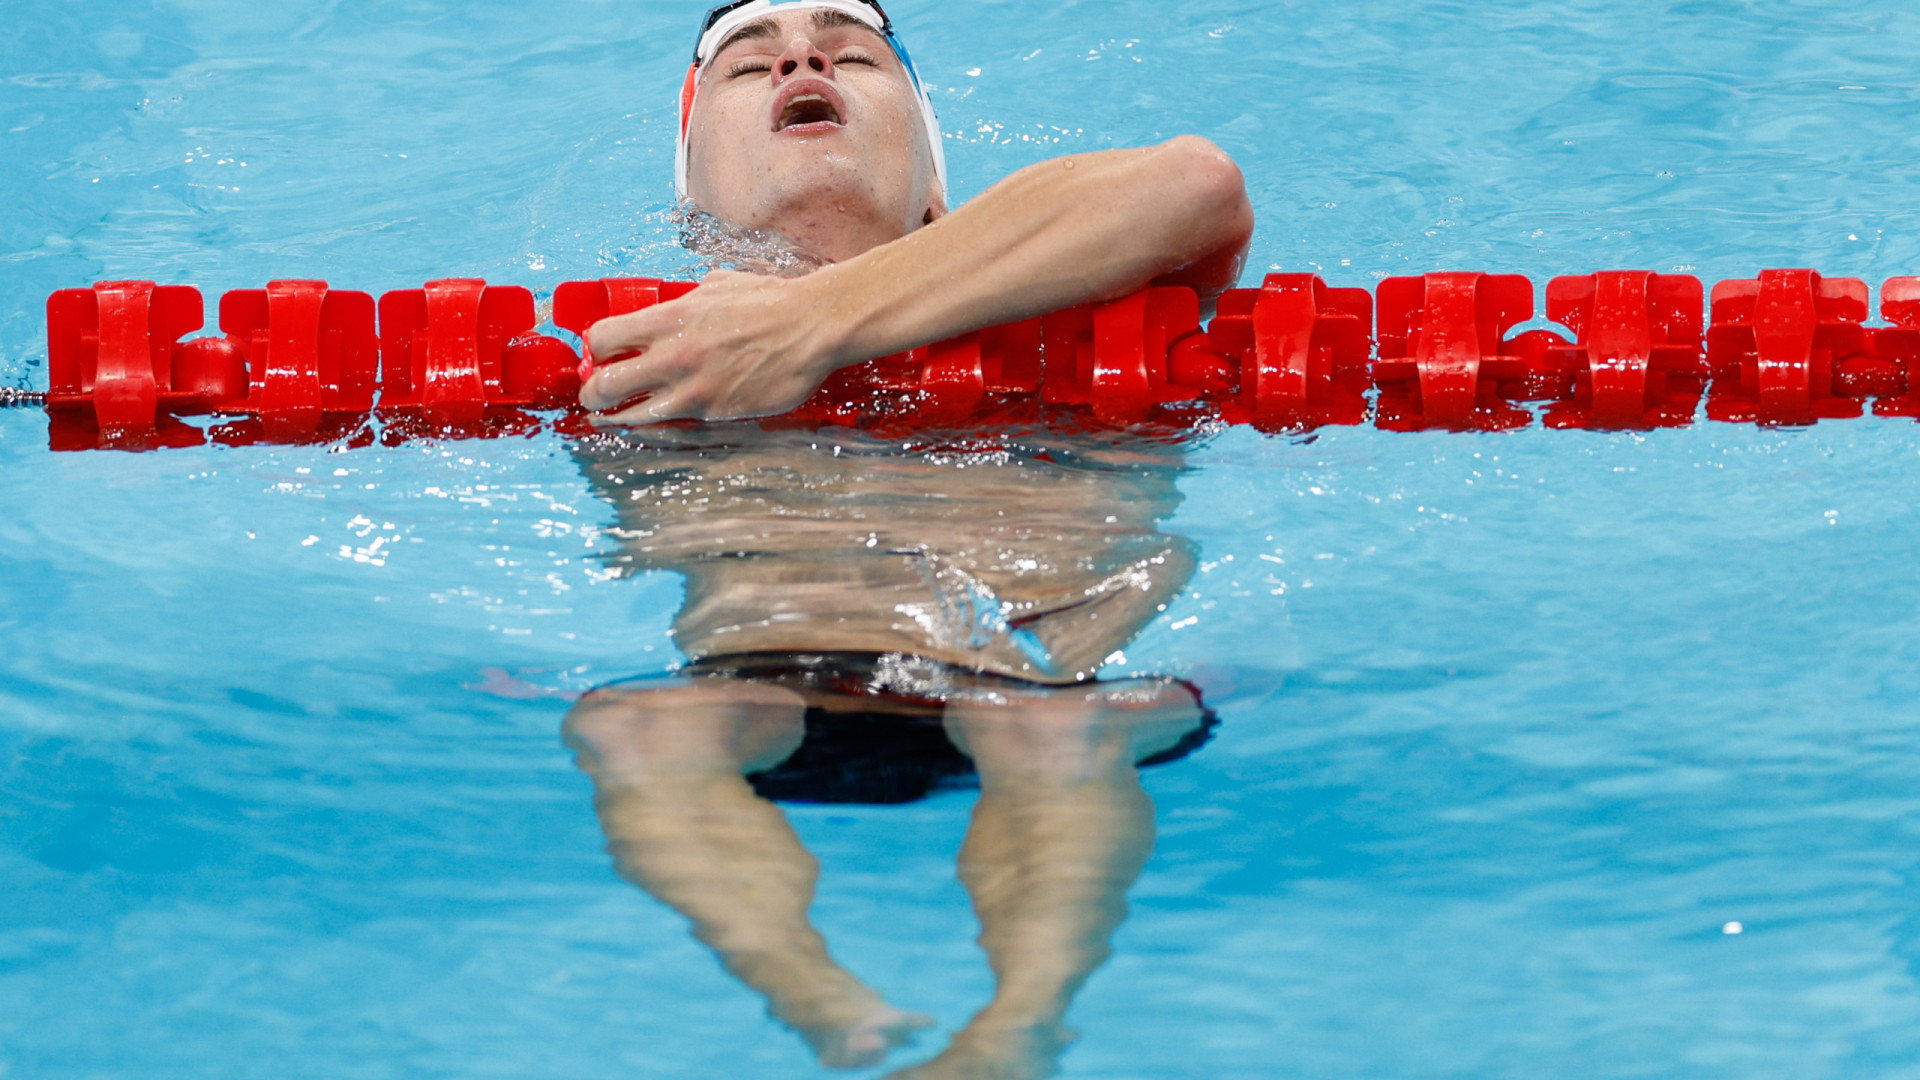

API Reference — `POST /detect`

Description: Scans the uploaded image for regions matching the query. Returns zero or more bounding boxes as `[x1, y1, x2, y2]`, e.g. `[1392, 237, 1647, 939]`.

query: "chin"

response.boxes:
[759, 157, 895, 214]
[696, 147, 923, 247]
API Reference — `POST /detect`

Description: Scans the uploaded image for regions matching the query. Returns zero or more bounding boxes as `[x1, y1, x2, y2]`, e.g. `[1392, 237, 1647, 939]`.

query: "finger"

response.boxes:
[623, 385, 707, 425]
[621, 370, 744, 425]
[584, 304, 677, 365]
[593, 387, 698, 427]
[580, 353, 677, 412]
[588, 399, 662, 428]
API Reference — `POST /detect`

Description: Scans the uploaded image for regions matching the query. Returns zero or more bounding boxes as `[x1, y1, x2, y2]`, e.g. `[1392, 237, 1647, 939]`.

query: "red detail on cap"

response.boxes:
[680, 63, 699, 140]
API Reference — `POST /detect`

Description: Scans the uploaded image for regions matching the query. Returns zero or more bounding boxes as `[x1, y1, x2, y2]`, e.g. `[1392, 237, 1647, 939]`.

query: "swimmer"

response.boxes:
[577, 0, 1254, 424]
[563, 4, 1243, 1075]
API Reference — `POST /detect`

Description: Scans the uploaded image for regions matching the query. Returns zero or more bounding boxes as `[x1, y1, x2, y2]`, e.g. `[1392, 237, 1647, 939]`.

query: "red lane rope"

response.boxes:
[36, 269, 1920, 451]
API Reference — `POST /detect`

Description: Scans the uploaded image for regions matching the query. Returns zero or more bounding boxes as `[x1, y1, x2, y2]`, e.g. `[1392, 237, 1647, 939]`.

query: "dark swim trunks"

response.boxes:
[672, 651, 1219, 805]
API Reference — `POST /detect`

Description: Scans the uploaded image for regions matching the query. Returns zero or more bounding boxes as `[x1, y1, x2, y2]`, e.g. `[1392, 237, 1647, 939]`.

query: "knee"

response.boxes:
[562, 689, 679, 777]
[948, 696, 1136, 786]
[562, 681, 807, 779]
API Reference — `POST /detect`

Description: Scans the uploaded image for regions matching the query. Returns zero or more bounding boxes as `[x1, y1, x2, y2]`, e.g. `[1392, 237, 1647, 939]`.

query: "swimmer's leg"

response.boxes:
[885, 681, 1201, 1080]
[564, 681, 931, 1069]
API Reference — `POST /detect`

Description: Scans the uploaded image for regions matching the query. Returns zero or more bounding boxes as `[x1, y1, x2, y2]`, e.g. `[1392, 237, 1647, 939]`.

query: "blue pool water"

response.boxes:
[6, 1, 1920, 1077]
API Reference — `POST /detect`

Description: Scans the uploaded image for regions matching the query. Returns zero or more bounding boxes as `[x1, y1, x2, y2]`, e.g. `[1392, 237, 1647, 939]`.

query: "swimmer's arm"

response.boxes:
[827, 135, 1254, 338]
[582, 136, 1251, 422]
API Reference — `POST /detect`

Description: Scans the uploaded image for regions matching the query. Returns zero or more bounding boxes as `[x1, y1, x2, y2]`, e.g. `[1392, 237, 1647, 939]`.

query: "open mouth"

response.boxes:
[776, 93, 844, 131]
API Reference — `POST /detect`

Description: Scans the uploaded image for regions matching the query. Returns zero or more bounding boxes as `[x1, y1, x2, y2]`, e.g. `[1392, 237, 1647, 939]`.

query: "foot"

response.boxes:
[797, 1003, 936, 1070]
[880, 1025, 1074, 1080]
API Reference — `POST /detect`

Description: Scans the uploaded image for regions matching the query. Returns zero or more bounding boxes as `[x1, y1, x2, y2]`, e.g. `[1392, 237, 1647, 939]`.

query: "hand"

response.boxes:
[579, 270, 844, 424]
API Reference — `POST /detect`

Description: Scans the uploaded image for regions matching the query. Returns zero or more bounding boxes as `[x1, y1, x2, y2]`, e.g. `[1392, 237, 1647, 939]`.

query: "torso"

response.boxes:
[573, 425, 1196, 684]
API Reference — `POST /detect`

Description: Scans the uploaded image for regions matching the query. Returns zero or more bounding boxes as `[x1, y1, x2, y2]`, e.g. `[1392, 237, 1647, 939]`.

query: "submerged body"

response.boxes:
[565, 428, 1212, 1076]
[572, 428, 1194, 681]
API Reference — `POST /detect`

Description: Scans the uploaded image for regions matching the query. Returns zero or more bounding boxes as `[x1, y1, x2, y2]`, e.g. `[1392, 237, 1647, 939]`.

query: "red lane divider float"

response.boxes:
[1704, 269, 1920, 425]
[1874, 278, 1920, 418]
[1373, 272, 1537, 431]
[39, 270, 1920, 450]
[216, 280, 378, 444]
[1541, 271, 1706, 430]
[1205, 273, 1372, 431]
[378, 278, 579, 430]
[48, 281, 220, 449]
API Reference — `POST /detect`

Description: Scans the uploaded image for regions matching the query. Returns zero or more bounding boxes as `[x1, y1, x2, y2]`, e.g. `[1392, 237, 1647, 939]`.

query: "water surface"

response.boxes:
[4, 1, 1920, 1077]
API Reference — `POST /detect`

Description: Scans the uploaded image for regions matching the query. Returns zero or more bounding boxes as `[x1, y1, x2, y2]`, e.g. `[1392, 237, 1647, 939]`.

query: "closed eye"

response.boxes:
[835, 51, 879, 66]
[726, 59, 772, 77]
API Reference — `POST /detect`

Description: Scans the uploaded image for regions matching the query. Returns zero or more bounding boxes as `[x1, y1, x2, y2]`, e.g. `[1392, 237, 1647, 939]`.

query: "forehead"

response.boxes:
[707, 8, 888, 61]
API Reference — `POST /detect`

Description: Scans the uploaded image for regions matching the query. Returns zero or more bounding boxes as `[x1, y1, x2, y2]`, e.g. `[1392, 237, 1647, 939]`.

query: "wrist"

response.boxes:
[793, 261, 870, 378]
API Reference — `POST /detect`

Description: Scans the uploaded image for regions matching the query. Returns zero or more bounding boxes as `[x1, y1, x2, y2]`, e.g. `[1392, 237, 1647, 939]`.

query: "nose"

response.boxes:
[772, 35, 834, 83]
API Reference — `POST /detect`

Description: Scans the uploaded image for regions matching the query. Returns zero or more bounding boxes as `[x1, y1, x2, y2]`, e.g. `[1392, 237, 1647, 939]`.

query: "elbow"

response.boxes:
[1156, 136, 1253, 245]
[1136, 137, 1253, 297]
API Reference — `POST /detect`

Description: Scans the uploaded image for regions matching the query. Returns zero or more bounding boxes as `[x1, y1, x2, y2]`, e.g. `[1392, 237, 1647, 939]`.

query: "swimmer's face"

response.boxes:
[685, 8, 944, 250]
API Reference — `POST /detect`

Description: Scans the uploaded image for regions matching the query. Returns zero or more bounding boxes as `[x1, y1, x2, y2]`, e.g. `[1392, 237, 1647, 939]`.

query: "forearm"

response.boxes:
[803, 136, 1253, 372]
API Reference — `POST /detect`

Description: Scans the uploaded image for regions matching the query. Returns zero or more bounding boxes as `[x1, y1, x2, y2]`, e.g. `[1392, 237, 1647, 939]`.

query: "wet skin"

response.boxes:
[564, 675, 1208, 1078]
[577, 10, 1254, 424]
[561, 429, 1208, 1077]
[683, 8, 946, 262]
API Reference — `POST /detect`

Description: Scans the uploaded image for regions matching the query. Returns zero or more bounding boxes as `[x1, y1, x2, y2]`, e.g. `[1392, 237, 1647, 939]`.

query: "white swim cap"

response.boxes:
[674, 0, 947, 201]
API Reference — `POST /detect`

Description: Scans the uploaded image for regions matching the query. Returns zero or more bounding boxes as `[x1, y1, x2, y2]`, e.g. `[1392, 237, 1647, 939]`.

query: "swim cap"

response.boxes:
[675, 0, 947, 202]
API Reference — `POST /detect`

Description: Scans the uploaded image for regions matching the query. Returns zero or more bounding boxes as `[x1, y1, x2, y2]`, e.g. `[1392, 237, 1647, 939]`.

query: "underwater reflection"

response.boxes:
[562, 426, 1215, 1078]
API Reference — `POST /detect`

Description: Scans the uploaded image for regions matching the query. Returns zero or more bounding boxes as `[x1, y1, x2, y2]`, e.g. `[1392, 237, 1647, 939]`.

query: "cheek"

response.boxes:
[854, 97, 933, 184]
[862, 88, 930, 156]
[687, 103, 760, 189]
